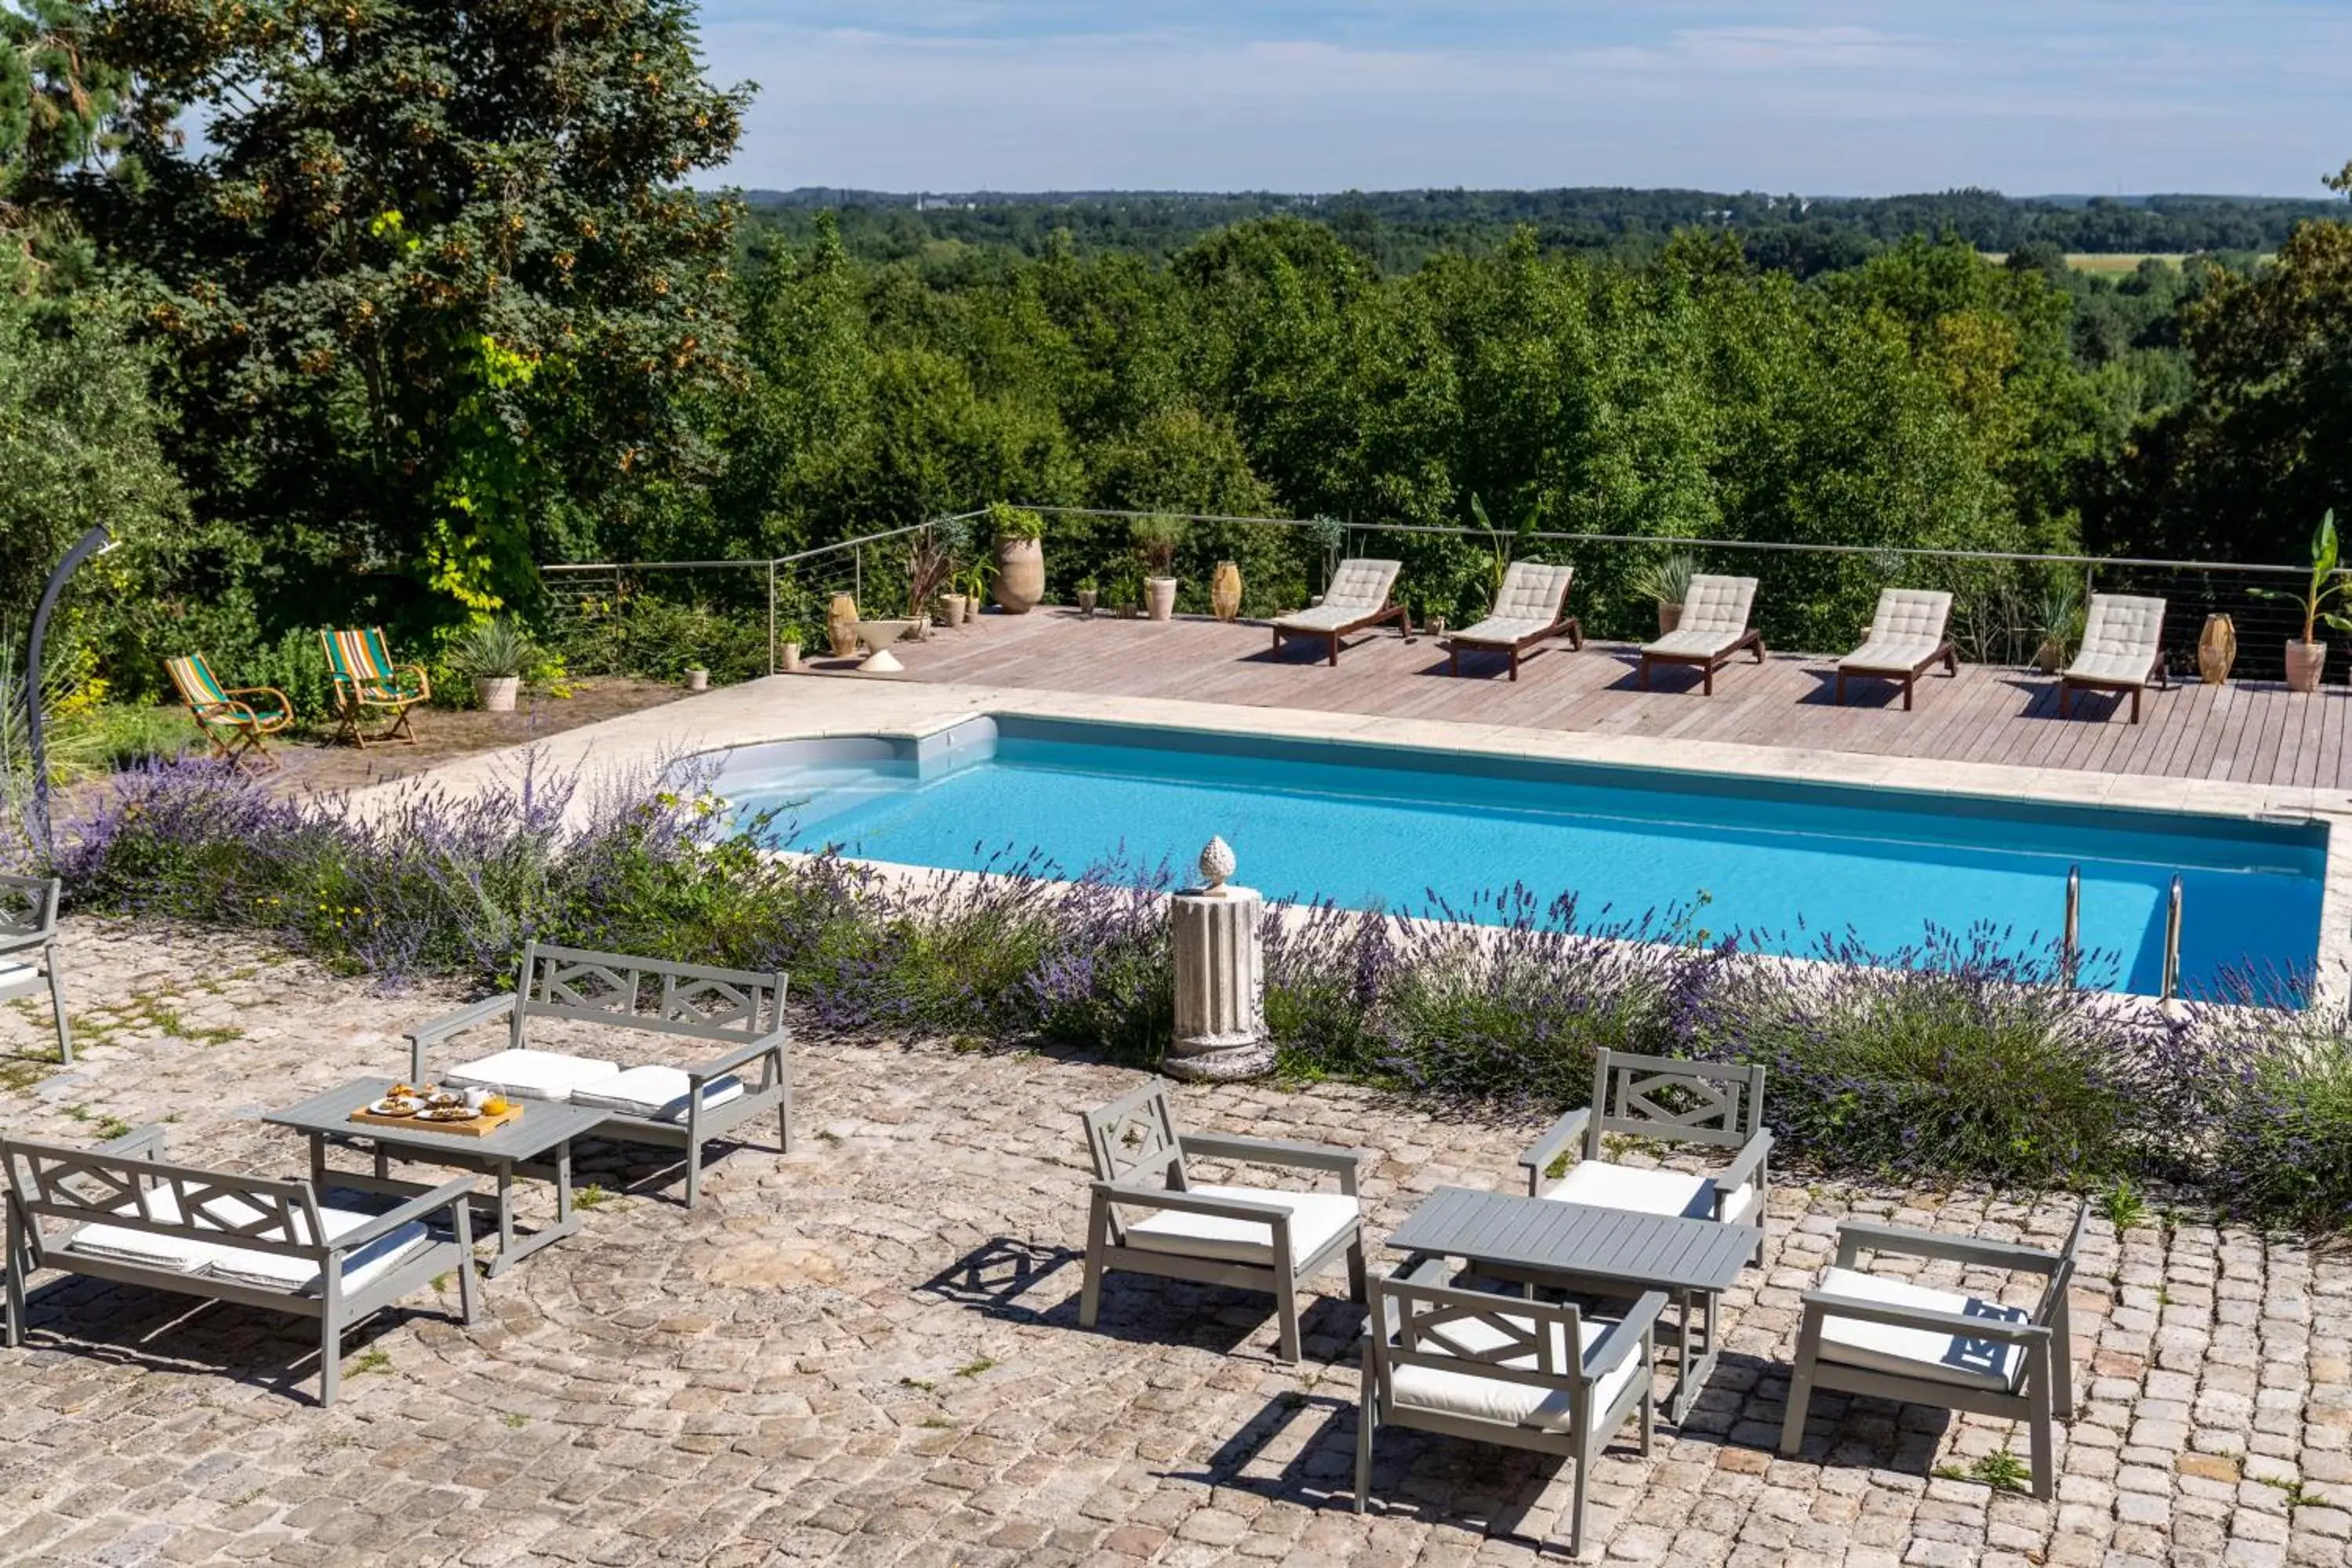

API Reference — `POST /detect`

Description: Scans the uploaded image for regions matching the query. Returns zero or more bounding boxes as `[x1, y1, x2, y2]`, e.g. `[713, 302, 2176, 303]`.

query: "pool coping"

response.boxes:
[376, 670, 2352, 993]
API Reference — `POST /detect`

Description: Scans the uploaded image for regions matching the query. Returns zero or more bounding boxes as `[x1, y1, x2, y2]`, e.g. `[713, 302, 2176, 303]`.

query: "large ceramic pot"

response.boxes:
[475, 676, 519, 713]
[827, 592, 860, 657]
[2286, 639, 2327, 694]
[1210, 561, 1243, 622]
[2196, 613, 2237, 684]
[1145, 577, 1178, 622]
[1656, 602, 1682, 637]
[992, 538, 1044, 614]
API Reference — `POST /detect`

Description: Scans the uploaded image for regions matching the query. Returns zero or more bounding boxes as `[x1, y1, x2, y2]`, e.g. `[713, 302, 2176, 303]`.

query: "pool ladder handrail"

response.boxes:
[2061, 866, 2080, 986]
[2161, 875, 2183, 1004]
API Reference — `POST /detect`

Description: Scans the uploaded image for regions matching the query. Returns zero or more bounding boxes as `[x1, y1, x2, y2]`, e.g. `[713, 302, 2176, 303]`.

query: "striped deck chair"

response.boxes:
[319, 627, 431, 749]
[165, 655, 293, 772]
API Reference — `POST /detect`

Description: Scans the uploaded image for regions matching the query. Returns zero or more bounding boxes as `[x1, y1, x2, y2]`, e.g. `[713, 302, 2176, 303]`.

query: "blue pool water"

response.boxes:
[708, 717, 2328, 997]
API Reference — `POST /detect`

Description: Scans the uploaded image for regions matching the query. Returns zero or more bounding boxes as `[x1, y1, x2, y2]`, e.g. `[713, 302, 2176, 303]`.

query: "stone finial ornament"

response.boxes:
[1198, 836, 1236, 895]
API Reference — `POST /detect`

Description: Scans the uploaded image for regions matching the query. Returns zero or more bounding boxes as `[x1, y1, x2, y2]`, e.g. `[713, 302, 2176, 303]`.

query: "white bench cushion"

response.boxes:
[1121, 1184, 1358, 1267]
[67, 1189, 260, 1273]
[442, 1048, 620, 1103]
[1389, 1312, 1642, 1431]
[206, 1206, 431, 1295]
[1813, 1265, 2031, 1392]
[1544, 1160, 1759, 1225]
[0, 959, 38, 999]
[570, 1064, 746, 1122]
[1839, 637, 1945, 675]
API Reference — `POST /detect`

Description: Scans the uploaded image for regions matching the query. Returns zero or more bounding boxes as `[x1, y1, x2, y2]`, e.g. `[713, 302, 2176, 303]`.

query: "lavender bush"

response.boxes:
[2198, 998, 2352, 1228]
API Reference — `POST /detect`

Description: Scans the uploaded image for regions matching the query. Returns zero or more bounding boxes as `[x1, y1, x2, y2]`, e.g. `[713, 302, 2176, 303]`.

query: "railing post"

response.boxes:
[2061, 865, 2081, 987]
[2161, 876, 2183, 1003]
[767, 559, 778, 677]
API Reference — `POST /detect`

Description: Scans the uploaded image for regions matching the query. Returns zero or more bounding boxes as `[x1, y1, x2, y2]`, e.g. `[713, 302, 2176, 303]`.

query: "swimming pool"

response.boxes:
[705, 715, 2328, 997]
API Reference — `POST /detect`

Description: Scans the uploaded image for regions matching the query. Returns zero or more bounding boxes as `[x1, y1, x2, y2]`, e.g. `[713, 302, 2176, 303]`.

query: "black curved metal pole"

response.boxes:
[23, 525, 113, 859]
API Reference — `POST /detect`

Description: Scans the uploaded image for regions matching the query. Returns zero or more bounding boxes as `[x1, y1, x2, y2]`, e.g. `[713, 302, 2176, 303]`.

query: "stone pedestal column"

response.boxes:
[1163, 837, 1272, 1083]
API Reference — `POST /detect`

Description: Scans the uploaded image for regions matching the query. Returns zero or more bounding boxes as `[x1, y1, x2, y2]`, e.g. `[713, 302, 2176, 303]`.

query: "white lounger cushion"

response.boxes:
[2066, 593, 2167, 685]
[1543, 1160, 1759, 1226]
[1274, 560, 1400, 629]
[0, 960, 38, 996]
[1645, 575, 1758, 652]
[1120, 1183, 1358, 1266]
[442, 1048, 621, 1103]
[206, 1206, 432, 1295]
[1454, 562, 1575, 644]
[1450, 615, 1558, 644]
[571, 1064, 746, 1121]
[1813, 1265, 2031, 1392]
[1841, 590, 1953, 673]
[1389, 1312, 1642, 1431]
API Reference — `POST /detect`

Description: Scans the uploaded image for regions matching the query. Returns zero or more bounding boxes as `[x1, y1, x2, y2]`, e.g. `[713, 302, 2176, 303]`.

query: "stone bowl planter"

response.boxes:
[2286, 639, 2327, 693]
[475, 676, 519, 713]
[992, 538, 1044, 614]
[1145, 577, 1178, 622]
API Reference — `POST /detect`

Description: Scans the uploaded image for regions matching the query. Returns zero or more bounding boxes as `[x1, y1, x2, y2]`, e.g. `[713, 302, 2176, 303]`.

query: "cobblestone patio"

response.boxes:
[1, 921, 2348, 1567]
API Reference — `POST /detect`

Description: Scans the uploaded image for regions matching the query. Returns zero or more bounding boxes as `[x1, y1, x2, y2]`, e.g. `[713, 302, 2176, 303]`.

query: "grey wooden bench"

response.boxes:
[0, 873, 70, 1065]
[408, 941, 791, 1207]
[2, 1126, 479, 1406]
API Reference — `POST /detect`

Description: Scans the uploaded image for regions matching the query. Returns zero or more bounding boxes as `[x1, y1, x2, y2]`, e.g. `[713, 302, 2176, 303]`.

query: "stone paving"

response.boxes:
[0, 920, 2349, 1567]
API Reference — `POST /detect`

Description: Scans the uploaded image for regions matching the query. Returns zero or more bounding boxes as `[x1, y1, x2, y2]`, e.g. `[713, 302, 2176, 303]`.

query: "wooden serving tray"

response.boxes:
[347, 1102, 522, 1138]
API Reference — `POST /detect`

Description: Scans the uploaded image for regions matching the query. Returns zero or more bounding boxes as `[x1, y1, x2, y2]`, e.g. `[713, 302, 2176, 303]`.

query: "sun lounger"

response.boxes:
[1638, 575, 1763, 695]
[1269, 559, 1408, 666]
[1443, 562, 1581, 680]
[1835, 589, 1957, 710]
[2059, 593, 2169, 724]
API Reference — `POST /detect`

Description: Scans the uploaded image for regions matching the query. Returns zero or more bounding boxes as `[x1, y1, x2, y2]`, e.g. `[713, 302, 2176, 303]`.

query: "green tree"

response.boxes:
[52, 0, 751, 626]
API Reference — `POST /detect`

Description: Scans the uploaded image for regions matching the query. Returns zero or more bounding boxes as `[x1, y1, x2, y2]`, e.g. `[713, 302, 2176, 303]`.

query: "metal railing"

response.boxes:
[537, 505, 2320, 685]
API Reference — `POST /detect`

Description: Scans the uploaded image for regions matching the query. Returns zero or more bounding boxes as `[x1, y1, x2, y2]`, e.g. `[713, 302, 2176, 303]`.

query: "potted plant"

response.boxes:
[2254, 509, 2350, 694]
[1424, 604, 1448, 639]
[951, 557, 993, 626]
[778, 623, 807, 673]
[451, 618, 534, 713]
[1131, 514, 1185, 622]
[988, 503, 1047, 614]
[684, 666, 710, 691]
[2031, 578, 2082, 674]
[906, 528, 956, 630]
[1112, 568, 1143, 619]
[1074, 575, 1099, 616]
[1631, 553, 1697, 637]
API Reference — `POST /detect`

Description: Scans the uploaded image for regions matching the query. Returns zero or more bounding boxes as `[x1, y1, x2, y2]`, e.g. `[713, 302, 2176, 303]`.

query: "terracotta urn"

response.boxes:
[2286, 639, 2327, 694]
[2195, 614, 2236, 684]
[992, 538, 1044, 614]
[1145, 577, 1178, 622]
[826, 592, 860, 657]
[1210, 561, 1243, 621]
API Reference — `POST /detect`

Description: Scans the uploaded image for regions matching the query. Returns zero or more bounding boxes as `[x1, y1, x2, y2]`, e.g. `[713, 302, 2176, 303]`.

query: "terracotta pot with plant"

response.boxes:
[2254, 509, 2350, 695]
[450, 618, 535, 713]
[988, 503, 1047, 613]
[778, 624, 807, 673]
[2031, 579, 2083, 674]
[1074, 575, 1099, 616]
[1131, 514, 1185, 622]
[1631, 553, 1697, 637]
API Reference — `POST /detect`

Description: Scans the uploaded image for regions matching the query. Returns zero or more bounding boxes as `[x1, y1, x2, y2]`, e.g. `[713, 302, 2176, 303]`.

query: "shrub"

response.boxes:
[554, 593, 767, 684]
[1685, 924, 2193, 1186]
[2201, 1002, 2352, 1229]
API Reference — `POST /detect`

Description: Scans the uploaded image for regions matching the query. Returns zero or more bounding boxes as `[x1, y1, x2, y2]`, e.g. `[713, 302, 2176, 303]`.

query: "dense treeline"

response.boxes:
[742, 186, 2341, 276]
[0, 0, 2347, 711]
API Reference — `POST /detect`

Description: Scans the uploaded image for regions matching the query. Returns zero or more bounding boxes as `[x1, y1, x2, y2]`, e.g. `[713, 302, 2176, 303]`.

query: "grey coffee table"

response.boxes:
[265, 1079, 608, 1277]
[1387, 1184, 1762, 1422]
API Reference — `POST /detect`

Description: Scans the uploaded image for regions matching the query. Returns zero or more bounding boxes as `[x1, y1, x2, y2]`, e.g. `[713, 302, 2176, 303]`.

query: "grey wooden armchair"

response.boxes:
[1356, 1255, 1664, 1558]
[1079, 1079, 1368, 1363]
[0, 874, 70, 1065]
[2, 1124, 479, 1406]
[1779, 1203, 2087, 1498]
[408, 941, 790, 1207]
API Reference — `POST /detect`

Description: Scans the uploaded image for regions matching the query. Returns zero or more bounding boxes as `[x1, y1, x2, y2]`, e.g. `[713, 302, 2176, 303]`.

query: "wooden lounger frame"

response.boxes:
[1444, 615, 1582, 681]
[1638, 630, 1766, 695]
[1835, 641, 1957, 710]
[1269, 604, 1412, 667]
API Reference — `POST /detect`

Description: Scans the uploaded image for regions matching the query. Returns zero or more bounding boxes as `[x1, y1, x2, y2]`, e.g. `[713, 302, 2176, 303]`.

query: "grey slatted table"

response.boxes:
[1387, 1184, 1762, 1421]
[265, 1080, 608, 1277]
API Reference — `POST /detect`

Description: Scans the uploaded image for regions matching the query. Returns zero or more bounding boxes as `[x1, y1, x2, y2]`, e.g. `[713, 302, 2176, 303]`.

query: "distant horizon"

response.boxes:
[729, 183, 2339, 205]
[697, 4, 2351, 198]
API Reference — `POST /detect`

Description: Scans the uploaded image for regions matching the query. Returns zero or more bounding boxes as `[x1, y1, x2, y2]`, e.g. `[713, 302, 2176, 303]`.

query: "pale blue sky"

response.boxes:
[694, 2, 2352, 196]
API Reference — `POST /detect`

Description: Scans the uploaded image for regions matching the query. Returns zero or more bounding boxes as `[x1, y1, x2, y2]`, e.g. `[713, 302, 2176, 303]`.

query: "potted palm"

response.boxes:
[2031, 579, 2083, 674]
[1631, 554, 1697, 637]
[1131, 514, 1185, 622]
[952, 558, 993, 626]
[451, 618, 534, 713]
[2255, 510, 2351, 694]
[988, 503, 1047, 614]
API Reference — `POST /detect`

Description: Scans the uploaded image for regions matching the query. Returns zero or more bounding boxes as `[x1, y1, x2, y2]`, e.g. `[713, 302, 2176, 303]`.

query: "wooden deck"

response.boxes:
[875, 612, 2352, 790]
